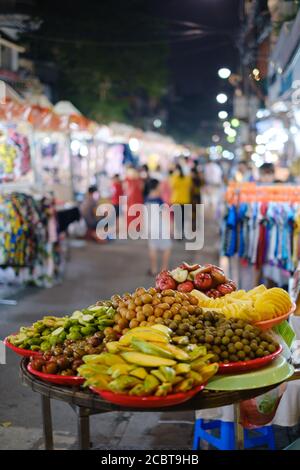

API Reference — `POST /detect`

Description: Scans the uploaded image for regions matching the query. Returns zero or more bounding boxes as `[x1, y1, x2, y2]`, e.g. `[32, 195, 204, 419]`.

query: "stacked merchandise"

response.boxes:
[221, 185, 300, 286]
[0, 192, 60, 287]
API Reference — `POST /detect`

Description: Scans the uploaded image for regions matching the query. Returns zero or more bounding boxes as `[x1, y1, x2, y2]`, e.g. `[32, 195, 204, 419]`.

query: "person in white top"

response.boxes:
[203, 161, 223, 215]
[204, 161, 223, 186]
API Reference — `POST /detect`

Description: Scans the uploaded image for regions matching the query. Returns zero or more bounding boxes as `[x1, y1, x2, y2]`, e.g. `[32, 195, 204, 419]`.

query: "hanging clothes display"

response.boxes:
[222, 184, 300, 285]
[222, 202, 300, 270]
[0, 130, 32, 183]
[0, 192, 60, 287]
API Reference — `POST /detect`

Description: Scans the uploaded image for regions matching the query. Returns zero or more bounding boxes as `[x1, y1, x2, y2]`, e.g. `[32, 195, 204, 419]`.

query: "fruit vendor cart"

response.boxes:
[6, 262, 298, 450]
[20, 358, 299, 450]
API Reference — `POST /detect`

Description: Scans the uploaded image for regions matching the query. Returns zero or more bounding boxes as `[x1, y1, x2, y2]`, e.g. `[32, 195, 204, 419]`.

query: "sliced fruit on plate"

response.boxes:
[170, 267, 188, 283]
[120, 352, 177, 367]
[179, 262, 201, 271]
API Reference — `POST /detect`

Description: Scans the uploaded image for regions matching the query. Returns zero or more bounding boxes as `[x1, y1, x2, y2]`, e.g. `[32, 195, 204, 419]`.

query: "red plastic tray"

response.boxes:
[217, 345, 283, 374]
[90, 383, 206, 408]
[27, 363, 84, 386]
[253, 303, 296, 330]
[4, 336, 42, 357]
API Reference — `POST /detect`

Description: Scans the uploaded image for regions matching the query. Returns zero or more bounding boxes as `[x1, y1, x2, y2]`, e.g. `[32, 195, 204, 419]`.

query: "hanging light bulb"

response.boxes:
[218, 68, 231, 79]
[216, 93, 228, 104]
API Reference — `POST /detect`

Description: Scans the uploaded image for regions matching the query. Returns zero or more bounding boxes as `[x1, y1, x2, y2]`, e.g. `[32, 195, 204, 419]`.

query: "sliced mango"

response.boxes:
[155, 382, 172, 397]
[144, 374, 160, 393]
[130, 337, 175, 359]
[83, 374, 110, 390]
[108, 375, 141, 393]
[150, 369, 166, 383]
[129, 367, 148, 380]
[175, 363, 191, 375]
[107, 363, 135, 379]
[187, 370, 203, 385]
[119, 330, 169, 346]
[174, 378, 194, 392]
[156, 343, 190, 361]
[105, 341, 120, 353]
[159, 366, 176, 382]
[151, 324, 172, 336]
[188, 346, 207, 361]
[121, 352, 176, 367]
[129, 384, 147, 396]
[191, 354, 215, 371]
[83, 353, 126, 365]
[199, 363, 219, 382]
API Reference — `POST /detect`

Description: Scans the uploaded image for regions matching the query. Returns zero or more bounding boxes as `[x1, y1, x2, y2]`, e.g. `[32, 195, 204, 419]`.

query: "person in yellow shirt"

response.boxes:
[169, 164, 192, 237]
[170, 163, 192, 204]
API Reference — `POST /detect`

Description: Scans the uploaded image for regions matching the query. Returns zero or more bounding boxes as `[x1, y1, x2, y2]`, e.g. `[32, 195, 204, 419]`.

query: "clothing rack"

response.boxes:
[0, 182, 45, 305]
[0, 192, 61, 307]
[222, 183, 300, 289]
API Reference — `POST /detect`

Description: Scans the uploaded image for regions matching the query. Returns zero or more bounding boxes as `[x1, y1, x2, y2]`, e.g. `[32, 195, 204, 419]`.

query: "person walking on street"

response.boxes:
[169, 163, 192, 238]
[203, 160, 223, 215]
[161, 169, 172, 205]
[141, 164, 151, 201]
[111, 174, 124, 233]
[124, 166, 144, 227]
[191, 166, 203, 230]
[145, 179, 172, 275]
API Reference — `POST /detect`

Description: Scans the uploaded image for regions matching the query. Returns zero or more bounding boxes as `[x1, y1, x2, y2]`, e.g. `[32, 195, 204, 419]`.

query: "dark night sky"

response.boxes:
[152, 0, 242, 142]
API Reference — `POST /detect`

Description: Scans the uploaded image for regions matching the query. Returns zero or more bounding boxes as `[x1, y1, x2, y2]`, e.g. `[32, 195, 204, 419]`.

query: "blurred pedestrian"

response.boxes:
[180, 155, 191, 176]
[234, 160, 254, 182]
[191, 167, 203, 230]
[259, 163, 276, 184]
[97, 170, 112, 201]
[80, 185, 98, 230]
[80, 185, 106, 243]
[254, 162, 277, 288]
[111, 174, 124, 232]
[124, 166, 144, 227]
[203, 160, 223, 214]
[145, 179, 172, 275]
[151, 163, 163, 181]
[161, 169, 172, 205]
[169, 163, 192, 237]
[140, 164, 151, 200]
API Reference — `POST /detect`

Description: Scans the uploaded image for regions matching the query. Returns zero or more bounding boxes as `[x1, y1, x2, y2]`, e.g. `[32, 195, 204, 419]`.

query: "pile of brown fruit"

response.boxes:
[108, 287, 200, 336]
[107, 288, 279, 364]
[31, 332, 105, 375]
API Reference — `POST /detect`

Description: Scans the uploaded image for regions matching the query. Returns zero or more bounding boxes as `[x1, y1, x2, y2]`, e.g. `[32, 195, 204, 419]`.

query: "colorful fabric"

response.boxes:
[221, 201, 300, 274]
[0, 193, 60, 286]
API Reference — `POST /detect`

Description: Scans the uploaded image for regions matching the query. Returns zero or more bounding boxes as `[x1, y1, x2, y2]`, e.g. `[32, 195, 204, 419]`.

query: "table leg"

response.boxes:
[41, 395, 54, 450]
[234, 403, 244, 450]
[77, 407, 91, 450]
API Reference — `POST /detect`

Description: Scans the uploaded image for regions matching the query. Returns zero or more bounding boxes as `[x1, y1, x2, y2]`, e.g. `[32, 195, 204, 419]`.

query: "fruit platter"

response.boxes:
[156, 262, 237, 297]
[5, 261, 294, 407]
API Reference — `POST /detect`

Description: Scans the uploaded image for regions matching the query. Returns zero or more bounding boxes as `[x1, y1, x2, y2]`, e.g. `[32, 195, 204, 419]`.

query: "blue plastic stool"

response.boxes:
[193, 419, 276, 450]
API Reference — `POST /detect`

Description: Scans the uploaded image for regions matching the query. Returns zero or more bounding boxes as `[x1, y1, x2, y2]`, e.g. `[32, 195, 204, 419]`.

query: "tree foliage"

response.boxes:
[21, 0, 168, 124]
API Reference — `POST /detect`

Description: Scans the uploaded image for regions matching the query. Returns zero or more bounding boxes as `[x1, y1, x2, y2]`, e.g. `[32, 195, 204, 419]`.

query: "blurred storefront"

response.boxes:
[254, 6, 300, 179]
